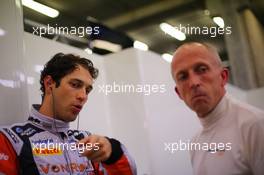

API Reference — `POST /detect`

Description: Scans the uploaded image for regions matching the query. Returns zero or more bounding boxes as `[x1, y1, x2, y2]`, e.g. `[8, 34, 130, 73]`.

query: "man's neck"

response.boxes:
[39, 100, 53, 118]
[197, 93, 226, 118]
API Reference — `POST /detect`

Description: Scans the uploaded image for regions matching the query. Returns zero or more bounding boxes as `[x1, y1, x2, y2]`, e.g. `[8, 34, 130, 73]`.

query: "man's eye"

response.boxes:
[86, 86, 93, 95]
[197, 65, 208, 73]
[177, 74, 188, 81]
[70, 82, 80, 88]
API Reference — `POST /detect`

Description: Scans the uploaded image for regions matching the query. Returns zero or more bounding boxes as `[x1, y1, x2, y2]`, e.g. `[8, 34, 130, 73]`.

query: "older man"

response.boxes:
[171, 42, 264, 175]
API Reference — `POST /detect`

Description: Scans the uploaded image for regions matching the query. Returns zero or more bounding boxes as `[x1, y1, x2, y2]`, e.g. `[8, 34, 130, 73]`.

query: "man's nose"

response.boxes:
[188, 73, 201, 89]
[77, 88, 87, 102]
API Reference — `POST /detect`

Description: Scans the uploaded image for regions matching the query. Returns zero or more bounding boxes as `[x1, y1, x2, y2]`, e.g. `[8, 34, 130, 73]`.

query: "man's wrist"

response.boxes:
[102, 137, 123, 164]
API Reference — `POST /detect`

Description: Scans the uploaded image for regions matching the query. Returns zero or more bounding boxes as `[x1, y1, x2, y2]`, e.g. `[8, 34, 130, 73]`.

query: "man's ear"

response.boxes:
[175, 86, 183, 100]
[220, 68, 229, 87]
[44, 76, 55, 94]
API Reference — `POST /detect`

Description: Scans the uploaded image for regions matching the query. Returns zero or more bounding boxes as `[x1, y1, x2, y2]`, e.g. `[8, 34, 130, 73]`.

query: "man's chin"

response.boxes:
[69, 116, 78, 122]
[63, 115, 78, 122]
[192, 103, 210, 117]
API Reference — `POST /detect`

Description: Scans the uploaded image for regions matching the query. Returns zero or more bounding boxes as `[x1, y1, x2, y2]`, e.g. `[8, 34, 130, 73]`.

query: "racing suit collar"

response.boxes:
[28, 104, 69, 133]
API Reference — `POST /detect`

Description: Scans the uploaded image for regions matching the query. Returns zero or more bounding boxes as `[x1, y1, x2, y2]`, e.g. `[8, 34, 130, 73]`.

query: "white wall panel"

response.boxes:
[103, 49, 152, 175]
[0, 0, 29, 124]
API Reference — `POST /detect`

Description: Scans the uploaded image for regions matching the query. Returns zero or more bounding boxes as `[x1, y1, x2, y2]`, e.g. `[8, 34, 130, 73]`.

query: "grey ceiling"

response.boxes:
[22, 0, 263, 56]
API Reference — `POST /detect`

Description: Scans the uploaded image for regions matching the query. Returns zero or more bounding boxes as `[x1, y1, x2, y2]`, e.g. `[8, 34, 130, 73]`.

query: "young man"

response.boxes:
[0, 53, 136, 175]
[171, 42, 264, 175]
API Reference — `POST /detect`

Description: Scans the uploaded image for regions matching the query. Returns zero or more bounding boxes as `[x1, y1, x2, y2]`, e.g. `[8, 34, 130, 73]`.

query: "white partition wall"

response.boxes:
[103, 49, 153, 175]
[0, 0, 29, 124]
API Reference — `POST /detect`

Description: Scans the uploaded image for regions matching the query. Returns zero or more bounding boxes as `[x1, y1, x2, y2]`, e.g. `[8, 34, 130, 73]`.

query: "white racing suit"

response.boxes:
[0, 105, 137, 175]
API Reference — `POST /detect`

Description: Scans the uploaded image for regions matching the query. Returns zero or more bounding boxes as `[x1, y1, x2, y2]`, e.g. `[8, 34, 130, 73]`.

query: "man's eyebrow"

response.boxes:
[70, 78, 92, 87]
[70, 78, 83, 83]
[194, 62, 208, 66]
[193, 62, 210, 69]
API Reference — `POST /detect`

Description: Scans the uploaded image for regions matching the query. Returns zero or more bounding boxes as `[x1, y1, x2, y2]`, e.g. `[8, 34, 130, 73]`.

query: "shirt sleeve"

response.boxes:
[0, 132, 19, 175]
[93, 138, 137, 175]
[243, 115, 264, 175]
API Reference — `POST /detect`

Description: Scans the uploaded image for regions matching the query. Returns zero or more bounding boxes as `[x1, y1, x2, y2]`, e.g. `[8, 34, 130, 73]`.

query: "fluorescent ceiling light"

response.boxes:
[162, 53, 173, 63]
[84, 48, 93, 54]
[86, 16, 98, 22]
[204, 10, 210, 16]
[0, 28, 6, 36]
[133, 40, 149, 51]
[22, 0, 59, 18]
[91, 40, 122, 52]
[160, 23, 186, 41]
[213, 17, 225, 28]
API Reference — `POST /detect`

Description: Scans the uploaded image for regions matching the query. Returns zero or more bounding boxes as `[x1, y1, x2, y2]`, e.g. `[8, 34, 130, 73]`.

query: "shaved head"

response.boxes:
[171, 42, 223, 77]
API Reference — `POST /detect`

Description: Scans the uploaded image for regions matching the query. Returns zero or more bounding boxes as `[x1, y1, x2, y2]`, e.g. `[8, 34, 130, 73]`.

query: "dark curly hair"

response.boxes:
[40, 53, 99, 100]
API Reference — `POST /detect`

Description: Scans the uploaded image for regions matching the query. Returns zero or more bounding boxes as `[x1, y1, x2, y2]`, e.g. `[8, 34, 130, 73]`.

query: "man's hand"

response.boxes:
[78, 135, 112, 162]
